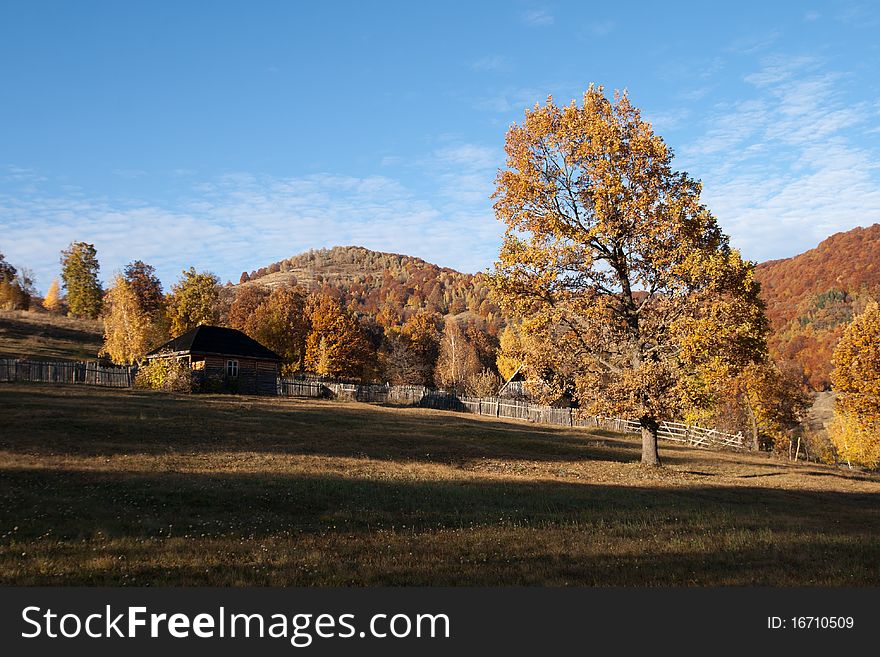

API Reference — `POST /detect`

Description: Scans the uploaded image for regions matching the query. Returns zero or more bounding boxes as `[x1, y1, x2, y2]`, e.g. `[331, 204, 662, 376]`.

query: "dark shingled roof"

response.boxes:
[146, 325, 282, 361]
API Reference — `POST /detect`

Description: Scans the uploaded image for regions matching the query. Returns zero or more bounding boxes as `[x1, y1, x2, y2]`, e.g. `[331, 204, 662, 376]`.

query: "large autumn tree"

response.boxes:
[829, 301, 880, 468]
[491, 86, 767, 465]
[100, 274, 167, 365]
[123, 260, 164, 316]
[166, 268, 220, 335]
[60, 241, 103, 318]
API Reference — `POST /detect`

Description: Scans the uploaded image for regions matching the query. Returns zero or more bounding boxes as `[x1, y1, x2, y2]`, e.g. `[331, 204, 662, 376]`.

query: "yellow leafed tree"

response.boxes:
[830, 301, 880, 468]
[490, 86, 767, 465]
[496, 324, 525, 381]
[43, 278, 62, 313]
[100, 274, 163, 365]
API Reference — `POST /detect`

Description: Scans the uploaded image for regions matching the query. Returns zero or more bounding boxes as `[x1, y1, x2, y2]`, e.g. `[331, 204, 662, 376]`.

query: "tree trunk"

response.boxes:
[745, 393, 760, 451]
[640, 418, 661, 467]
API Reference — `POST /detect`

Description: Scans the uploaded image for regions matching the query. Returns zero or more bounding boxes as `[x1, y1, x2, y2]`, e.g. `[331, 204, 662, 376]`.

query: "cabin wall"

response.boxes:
[190, 355, 278, 395]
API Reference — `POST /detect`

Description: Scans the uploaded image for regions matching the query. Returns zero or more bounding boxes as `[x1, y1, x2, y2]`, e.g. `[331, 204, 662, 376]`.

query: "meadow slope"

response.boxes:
[1, 385, 879, 586]
[0, 310, 103, 361]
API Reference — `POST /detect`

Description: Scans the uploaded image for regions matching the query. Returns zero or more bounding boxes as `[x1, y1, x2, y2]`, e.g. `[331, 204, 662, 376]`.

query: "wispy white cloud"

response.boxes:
[475, 87, 546, 114]
[520, 9, 554, 27]
[677, 54, 880, 262]
[587, 20, 615, 37]
[835, 2, 880, 27]
[474, 83, 591, 116]
[112, 168, 148, 180]
[470, 55, 507, 72]
[725, 30, 781, 56]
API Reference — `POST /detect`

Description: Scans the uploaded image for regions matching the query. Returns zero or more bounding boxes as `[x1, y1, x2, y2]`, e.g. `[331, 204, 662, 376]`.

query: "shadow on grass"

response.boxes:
[1, 465, 879, 585]
[0, 316, 97, 344]
[0, 385, 646, 465]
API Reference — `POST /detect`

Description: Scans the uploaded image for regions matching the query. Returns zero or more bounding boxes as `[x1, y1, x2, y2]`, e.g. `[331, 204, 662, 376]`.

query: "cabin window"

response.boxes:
[226, 360, 239, 378]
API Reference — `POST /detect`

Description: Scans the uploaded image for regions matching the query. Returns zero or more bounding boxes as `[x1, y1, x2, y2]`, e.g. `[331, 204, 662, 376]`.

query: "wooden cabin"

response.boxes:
[145, 325, 281, 395]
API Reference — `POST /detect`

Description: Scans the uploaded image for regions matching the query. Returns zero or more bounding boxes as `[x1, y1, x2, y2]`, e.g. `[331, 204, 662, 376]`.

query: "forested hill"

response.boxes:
[754, 224, 880, 390]
[236, 245, 503, 331]
[234, 226, 880, 390]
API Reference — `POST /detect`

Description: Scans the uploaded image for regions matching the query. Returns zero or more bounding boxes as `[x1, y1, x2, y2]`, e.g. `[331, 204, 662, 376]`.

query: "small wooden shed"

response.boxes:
[146, 325, 281, 395]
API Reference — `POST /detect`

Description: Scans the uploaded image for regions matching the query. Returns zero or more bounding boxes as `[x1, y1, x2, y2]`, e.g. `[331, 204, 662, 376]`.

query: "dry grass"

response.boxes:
[0, 310, 103, 361]
[1, 384, 879, 586]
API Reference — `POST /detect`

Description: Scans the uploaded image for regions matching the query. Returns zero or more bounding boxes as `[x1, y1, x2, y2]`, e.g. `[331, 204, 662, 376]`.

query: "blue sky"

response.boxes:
[2, 1, 879, 292]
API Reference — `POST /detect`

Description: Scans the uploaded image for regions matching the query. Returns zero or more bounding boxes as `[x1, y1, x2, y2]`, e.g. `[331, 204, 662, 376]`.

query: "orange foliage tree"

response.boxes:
[490, 86, 767, 465]
[304, 293, 373, 379]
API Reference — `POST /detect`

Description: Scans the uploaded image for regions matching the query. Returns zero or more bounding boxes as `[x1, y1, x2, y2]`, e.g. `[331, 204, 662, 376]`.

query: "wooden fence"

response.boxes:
[279, 381, 748, 451]
[0, 358, 135, 388]
[3, 364, 745, 450]
[278, 379, 430, 405]
[277, 379, 327, 398]
[424, 394, 747, 450]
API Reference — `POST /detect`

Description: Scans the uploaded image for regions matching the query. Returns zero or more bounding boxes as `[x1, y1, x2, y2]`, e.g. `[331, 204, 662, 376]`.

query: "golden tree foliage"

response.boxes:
[304, 294, 372, 379]
[829, 411, 880, 469]
[100, 275, 166, 365]
[830, 301, 880, 468]
[166, 268, 220, 336]
[491, 86, 767, 465]
[496, 324, 525, 381]
[43, 278, 62, 313]
[0, 267, 34, 311]
[465, 368, 501, 397]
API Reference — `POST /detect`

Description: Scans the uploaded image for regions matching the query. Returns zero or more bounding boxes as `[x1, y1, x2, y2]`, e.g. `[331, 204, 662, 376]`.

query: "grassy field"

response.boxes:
[1, 384, 879, 586]
[0, 310, 103, 361]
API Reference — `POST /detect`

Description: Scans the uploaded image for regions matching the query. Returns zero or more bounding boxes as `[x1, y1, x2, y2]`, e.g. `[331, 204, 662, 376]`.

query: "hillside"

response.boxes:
[235, 230, 880, 389]
[0, 310, 103, 361]
[755, 224, 880, 390]
[237, 245, 503, 331]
